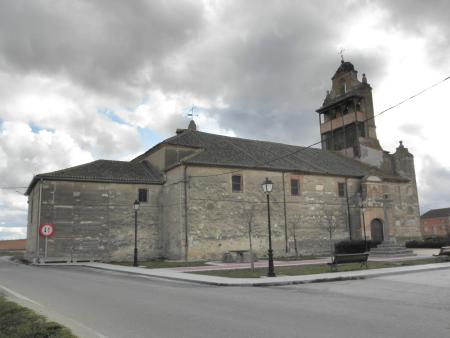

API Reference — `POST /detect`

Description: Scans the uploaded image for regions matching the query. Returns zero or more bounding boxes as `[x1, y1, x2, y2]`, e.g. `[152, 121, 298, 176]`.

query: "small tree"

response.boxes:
[314, 214, 337, 258]
[244, 205, 256, 271]
[289, 214, 301, 257]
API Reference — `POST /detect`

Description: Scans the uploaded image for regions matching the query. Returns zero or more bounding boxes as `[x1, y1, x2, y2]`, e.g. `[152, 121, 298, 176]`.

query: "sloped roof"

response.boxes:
[421, 208, 450, 219]
[25, 160, 162, 195]
[153, 129, 407, 181]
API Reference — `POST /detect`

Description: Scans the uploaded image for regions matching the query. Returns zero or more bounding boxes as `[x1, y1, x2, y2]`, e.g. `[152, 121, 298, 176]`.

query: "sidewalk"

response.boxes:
[35, 248, 449, 287]
[78, 261, 450, 286]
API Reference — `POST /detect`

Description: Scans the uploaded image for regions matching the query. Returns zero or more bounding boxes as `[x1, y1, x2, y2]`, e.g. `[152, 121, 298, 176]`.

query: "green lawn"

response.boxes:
[0, 296, 77, 338]
[0, 250, 25, 260]
[192, 257, 448, 278]
[110, 259, 210, 269]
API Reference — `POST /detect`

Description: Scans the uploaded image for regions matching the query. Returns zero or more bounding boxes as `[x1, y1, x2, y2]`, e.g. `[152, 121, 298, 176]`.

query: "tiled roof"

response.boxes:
[421, 208, 450, 219]
[161, 130, 407, 180]
[25, 160, 162, 195]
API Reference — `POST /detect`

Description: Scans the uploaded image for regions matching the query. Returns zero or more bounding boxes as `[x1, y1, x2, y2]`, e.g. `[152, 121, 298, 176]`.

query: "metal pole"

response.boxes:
[44, 236, 48, 261]
[266, 194, 275, 277]
[133, 209, 138, 267]
[362, 209, 367, 251]
[282, 172, 288, 253]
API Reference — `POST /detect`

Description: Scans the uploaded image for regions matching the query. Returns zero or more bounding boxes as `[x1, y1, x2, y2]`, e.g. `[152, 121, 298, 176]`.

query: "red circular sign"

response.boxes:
[39, 224, 55, 237]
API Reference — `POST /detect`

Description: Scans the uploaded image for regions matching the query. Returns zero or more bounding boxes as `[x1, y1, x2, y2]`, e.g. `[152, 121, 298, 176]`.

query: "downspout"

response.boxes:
[36, 178, 43, 262]
[183, 166, 189, 261]
[345, 178, 352, 240]
[282, 172, 288, 252]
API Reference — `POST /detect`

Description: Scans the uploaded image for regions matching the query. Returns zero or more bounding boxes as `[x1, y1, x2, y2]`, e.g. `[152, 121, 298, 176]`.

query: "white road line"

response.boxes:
[0, 284, 42, 306]
[0, 284, 108, 338]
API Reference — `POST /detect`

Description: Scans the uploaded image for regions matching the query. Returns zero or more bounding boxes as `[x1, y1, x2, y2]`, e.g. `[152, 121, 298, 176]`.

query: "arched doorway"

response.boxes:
[370, 219, 384, 242]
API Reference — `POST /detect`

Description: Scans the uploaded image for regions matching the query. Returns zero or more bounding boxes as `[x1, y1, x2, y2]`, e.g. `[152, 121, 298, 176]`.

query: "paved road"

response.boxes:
[1, 257, 449, 338]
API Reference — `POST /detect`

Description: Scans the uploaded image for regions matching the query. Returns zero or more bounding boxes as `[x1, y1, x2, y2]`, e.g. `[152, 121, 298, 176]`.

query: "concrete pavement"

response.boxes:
[1, 256, 450, 338]
[39, 248, 450, 286]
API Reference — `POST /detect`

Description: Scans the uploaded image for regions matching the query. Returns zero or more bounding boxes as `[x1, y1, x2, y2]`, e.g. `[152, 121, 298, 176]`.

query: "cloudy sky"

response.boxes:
[0, 0, 449, 240]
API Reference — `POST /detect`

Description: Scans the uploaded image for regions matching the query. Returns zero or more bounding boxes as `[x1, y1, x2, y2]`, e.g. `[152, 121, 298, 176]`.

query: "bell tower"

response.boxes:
[316, 60, 384, 167]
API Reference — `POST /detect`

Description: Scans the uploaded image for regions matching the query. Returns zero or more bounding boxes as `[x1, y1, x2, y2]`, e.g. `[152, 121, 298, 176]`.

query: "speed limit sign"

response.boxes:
[39, 224, 55, 237]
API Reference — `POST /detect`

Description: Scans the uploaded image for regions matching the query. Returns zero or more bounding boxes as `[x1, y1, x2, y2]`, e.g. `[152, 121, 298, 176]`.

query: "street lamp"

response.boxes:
[133, 200, 140, 267]
[261, 177, 276, 277]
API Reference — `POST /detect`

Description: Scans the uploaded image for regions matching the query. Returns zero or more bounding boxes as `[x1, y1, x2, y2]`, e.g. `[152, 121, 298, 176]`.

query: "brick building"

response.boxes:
[420, 208, 450, 238]
[25, 60, 422, 262]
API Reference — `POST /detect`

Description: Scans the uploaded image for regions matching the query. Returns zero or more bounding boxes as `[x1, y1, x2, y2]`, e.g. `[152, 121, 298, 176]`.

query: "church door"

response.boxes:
[370, 219, 384, 242]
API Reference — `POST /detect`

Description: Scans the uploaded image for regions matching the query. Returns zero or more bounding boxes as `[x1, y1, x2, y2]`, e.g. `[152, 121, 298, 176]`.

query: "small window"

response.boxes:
[232, 175, 242, 192]
[291, 179, 300, 196]
[338, 182, 346, 197]
[138, 188, 148, 202]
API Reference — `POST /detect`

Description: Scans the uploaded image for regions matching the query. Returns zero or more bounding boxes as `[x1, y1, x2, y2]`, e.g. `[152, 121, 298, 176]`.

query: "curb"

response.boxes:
[78, 262, 450, 287]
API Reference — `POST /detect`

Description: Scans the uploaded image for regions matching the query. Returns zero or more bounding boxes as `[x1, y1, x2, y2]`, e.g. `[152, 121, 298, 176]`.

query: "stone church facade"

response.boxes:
[25, 61, 421, 262]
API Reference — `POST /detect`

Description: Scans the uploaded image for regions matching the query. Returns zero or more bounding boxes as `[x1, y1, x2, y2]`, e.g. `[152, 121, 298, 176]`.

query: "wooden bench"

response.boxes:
[328, 252, 369, 271]
[434, 246, 450, 257]
[223, 250, 257, 263]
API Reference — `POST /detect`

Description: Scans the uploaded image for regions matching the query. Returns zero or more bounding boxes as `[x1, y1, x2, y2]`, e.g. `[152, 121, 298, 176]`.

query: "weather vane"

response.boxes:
[187, 105, 199, 120]
[338, 48, 345, 62]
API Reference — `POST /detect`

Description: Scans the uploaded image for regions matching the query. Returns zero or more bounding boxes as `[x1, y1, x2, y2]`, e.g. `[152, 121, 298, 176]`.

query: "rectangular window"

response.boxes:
[138, 188, 148, 202]
[338, 182, 346, 197]
[291, 179, 300, 196]
[232, 175, 242, 192]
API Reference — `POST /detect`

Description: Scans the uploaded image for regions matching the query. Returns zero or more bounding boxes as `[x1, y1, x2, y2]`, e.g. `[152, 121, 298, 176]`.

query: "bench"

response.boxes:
[328, 252, 369, 271]
[223, 250, 257, 263]
[434, 246, 450, 257]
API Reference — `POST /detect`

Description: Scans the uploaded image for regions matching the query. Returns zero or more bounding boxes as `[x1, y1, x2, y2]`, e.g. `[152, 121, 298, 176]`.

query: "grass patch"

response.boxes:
[0, 295, 77, 338]
[0, 250, 25, 260]
[110, 259, 210, 269]
[192, 257, 448, 278]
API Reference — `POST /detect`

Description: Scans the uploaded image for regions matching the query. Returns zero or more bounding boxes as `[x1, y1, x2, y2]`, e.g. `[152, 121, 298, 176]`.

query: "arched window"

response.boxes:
[340, 80, 347, 95]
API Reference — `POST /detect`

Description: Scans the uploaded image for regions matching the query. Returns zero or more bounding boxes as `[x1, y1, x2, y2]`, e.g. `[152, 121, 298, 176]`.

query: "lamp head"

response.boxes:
[133, 200, 140, 210]
[261, 177, 273, 194]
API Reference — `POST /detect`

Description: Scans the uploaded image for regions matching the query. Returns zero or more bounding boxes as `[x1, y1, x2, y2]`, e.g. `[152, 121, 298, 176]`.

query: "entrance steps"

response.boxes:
[370, 240, 416, 257]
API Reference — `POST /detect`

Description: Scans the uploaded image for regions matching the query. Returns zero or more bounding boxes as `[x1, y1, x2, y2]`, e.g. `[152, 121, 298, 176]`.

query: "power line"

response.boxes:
[186, 74, 450, 179]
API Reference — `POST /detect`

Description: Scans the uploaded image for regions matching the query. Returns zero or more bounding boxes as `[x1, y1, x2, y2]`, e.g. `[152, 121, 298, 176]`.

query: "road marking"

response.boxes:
[0, 283, 107, 338]
[0, 284, 42, 306]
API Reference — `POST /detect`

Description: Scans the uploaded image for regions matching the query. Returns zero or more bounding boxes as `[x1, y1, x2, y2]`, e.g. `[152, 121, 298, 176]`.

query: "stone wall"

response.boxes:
[177, 166, 360, 260]
[159, 165, 185, 259]
[26, 180, 162, 262]
[361, 177, 421, 242]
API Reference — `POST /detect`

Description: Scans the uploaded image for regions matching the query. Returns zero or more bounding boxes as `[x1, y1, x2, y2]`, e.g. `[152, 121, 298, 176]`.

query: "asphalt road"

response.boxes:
[0, 257, 449, 338]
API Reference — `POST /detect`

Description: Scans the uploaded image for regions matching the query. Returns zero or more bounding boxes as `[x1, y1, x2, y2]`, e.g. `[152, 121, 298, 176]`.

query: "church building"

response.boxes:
[25, 61, 422, 262]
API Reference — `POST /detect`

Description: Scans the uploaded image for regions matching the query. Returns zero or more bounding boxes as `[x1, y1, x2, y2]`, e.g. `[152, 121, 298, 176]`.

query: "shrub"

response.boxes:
[334, 240, 381, 254]
[405, 237, 450, 248]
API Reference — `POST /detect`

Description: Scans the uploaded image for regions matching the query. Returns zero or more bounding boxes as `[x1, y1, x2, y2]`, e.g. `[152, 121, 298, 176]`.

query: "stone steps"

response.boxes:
[369, 240, 415, 257]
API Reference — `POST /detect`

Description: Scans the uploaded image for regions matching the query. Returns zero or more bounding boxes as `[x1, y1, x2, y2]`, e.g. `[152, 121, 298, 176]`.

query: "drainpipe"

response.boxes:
[183, 166, 189, 261]
[345, 178, 352, 240]
[36, 178, 43, 262]
[282, 172, 288, 253]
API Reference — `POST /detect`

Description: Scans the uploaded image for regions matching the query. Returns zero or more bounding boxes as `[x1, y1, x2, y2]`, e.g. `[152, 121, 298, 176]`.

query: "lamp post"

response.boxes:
[262, 177, 276, 277]
[133, 200, 140, 267]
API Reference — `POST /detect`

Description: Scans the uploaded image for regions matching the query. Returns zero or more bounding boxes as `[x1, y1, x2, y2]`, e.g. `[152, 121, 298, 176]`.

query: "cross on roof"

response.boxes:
[187, 105, 199, 120]
[338, 48, 345, 62]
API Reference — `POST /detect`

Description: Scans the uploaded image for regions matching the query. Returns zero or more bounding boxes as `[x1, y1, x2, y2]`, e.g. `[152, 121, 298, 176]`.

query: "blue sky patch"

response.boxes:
[99, 108, 129, 125]
[138, 127, 162, 150]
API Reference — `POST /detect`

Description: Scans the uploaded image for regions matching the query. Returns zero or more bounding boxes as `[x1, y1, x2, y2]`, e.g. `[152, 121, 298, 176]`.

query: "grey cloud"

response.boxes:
[418, 156, 450, 213]
[399, 123, 424, 138]
[0, 0, 205, 102]
[153, 1, 388, 145]
[377, 0, 450, 67]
